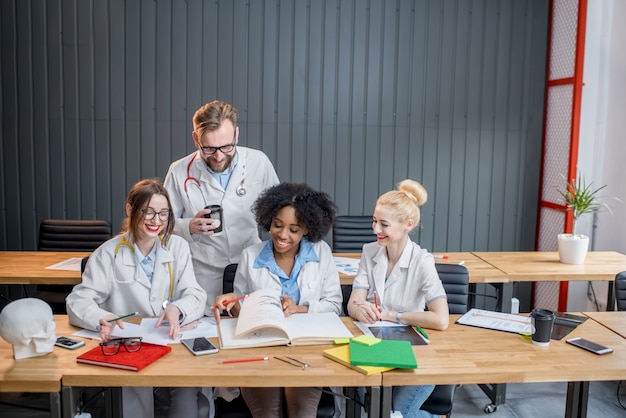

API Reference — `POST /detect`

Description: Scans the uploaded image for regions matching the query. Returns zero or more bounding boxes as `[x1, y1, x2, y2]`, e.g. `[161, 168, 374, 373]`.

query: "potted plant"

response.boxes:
[557, 174, 610, 264]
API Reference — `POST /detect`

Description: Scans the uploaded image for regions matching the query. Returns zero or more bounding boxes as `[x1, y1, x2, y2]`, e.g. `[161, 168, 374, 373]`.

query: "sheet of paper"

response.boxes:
[72, 329, 101, 340]
[72, 316, 218, 345]
[46, 257, 83, 271]
[333, 256, 359, 275]
[456, 308, 531, 334]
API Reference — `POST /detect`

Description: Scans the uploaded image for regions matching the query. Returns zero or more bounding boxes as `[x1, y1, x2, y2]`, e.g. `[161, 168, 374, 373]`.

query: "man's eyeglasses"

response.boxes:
[142, 208, 170, 221]
[198, 132, 237, 155]
[99, 337, 143, 356]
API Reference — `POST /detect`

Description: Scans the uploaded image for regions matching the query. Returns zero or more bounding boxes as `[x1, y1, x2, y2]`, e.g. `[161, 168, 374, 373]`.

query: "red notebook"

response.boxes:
[76, 342, 172, 372]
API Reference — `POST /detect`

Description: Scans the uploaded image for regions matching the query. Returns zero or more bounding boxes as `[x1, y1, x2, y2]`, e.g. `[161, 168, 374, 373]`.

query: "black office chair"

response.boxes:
[419, 263, 469, 417]
[332, 215, 373, 253]
[616, 271, 626, 311]
[333, 215, 373, 316]
[36, 219, 112, 313]
[214, 264, 336, 418]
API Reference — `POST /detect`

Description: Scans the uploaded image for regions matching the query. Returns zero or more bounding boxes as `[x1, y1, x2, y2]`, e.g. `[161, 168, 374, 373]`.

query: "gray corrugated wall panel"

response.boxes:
[138, 0, 155, 185]
[109, 0, 127, 231]
[169, 1, 188, 179]
[184, 0, 203, 147]
[33, 1, 51, 241]
[232, 0, 249, 110]
[46, 0, 65, 225]
[16, 0, 37, 248]
[3, 0, 19, 249]
[154, 0, 171, 179]
[1, 0, 548, 254]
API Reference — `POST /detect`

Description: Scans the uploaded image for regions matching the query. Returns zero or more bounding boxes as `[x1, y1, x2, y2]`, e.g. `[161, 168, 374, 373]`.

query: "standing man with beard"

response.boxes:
[164, 100, 279, 314]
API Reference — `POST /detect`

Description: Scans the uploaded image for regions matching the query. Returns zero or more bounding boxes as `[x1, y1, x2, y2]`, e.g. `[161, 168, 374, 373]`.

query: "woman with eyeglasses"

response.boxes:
[67, 178, 208, 418]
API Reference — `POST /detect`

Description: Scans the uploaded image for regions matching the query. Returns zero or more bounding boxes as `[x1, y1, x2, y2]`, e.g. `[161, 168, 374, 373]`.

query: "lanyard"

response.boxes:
[115, 235, 174, 302]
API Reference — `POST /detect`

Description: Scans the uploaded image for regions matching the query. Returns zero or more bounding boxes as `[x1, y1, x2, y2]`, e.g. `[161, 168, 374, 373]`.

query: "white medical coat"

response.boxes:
[164, 147, 279, 312]
[233, 240, 343, 315]
[352, 240, 447, 312]
[67, 234, 207, 331]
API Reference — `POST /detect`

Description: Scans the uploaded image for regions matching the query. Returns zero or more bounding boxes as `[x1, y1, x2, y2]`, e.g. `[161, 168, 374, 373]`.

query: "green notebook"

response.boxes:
[349, 339, 417, 369]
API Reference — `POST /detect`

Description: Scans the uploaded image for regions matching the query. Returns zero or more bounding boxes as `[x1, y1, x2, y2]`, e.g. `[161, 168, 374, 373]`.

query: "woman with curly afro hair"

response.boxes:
[214, 182, 342, 418]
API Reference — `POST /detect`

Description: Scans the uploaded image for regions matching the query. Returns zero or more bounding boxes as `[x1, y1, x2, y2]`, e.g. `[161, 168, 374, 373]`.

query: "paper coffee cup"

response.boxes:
[204, 205, 223, 234]
[530, 308, 555, 346]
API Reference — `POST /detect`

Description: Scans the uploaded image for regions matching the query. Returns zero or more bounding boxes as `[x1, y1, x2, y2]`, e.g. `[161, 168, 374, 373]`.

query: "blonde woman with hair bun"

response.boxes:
[347, 179, 448, 418]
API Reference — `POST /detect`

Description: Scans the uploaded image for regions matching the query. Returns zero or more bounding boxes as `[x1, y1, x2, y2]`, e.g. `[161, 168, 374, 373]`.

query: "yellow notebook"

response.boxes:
[323, 344, 394, 375]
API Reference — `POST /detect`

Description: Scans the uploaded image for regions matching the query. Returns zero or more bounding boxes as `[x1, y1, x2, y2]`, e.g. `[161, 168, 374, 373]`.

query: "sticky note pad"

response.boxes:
[351, 335, 381, 346]
[334, 338, 351, 345]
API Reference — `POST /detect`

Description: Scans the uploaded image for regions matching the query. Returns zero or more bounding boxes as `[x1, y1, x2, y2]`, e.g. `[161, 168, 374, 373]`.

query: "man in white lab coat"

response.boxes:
[164, 100, 279, 314]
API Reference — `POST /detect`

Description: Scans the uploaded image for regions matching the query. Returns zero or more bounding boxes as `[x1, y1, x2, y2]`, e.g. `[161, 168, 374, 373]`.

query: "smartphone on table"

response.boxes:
[181, 337, 219, 355]
[566, 337, 613, 355]
[55, 336, 86, 350]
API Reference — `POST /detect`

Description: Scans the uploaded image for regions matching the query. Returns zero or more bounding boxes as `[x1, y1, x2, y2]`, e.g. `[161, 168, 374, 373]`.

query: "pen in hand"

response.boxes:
[107, 312, 139, 323]
[212, 294, 249, 310]
[373, 291, 381, 321]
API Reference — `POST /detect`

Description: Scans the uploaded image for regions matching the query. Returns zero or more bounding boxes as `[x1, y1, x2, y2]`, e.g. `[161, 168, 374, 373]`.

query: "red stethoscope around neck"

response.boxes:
[184, 153, 201, 192]
[183, 152, 247, 201]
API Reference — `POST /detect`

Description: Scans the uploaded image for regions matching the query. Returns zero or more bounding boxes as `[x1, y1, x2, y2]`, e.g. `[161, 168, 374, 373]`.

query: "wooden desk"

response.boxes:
[335, 252, 507, 285]
[584, 311, 626, 339]
[380, 314, 626, 418]
[472, 251, 626, 282]
[57, 317, 381, 418]
[0, 251, 89, 285]
[473, 251, 626, 312]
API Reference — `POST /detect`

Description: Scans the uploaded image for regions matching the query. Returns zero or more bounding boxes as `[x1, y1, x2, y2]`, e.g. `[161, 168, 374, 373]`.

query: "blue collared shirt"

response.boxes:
[206, 152, 239, 190]
[253, 237, 320, 304]
[134, 242, 157, 283]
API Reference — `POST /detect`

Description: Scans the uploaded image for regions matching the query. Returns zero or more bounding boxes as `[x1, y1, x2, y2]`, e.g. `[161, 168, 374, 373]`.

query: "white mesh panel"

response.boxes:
[550, 0, 578, 80]
[536, 0, 583, 311]
[534, 282, 561, 312]
[542, 85, 572, 203]
[538, 207, 563, 251]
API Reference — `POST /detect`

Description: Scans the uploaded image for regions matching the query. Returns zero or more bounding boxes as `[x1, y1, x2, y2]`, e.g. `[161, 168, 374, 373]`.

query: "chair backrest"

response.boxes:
[435, 263, 470, 314]
[38, 219, 112, 251]
[615, 271, 626, 311]
[36, 219, 112, 314]
[332, 215, 373, 252]
[420, 263, 470, 417]
[80, 256, 90, 274]
[223, 263, 238, 293]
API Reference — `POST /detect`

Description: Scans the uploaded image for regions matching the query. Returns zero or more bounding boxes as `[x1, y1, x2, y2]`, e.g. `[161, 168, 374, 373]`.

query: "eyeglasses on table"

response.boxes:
[99, 337, 143, 355]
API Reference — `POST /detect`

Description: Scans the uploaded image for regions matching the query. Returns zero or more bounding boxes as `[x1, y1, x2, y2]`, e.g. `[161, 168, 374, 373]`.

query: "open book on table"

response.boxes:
[217, 288, 353, 349]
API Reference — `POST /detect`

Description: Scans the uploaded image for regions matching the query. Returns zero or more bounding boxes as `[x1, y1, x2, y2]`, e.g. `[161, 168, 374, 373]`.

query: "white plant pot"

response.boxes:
[557, 234, 589, 264]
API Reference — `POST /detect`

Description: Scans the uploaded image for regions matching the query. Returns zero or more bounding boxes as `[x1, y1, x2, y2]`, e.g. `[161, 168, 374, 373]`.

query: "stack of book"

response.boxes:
[323, 335, 417, 375]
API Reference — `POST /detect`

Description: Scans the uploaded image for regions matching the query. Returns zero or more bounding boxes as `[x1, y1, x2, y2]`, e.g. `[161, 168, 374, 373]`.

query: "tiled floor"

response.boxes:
[0, 381, 626, 418]
[452, 381, 626, 418]
[1, 381, 625, 417]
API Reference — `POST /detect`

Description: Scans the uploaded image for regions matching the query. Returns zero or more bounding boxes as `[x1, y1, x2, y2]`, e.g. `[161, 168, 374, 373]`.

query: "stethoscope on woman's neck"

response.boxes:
[183, 152, 247, 205]
[115, 235, 173, 309]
